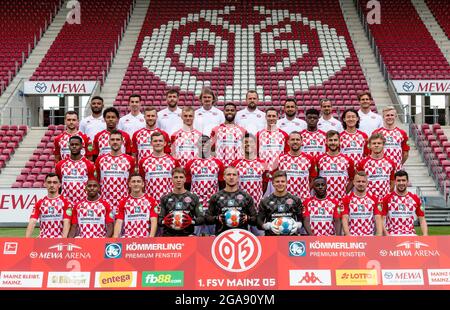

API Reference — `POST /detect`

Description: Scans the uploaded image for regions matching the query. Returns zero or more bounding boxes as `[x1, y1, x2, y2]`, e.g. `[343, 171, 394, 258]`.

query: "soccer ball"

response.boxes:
[224, 209, 241, 228]
[169, 211, 192, 230]
[271, 217, 296, 235]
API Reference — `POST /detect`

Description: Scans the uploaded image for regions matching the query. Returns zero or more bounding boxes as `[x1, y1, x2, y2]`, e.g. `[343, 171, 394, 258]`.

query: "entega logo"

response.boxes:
[95, 272, 137, 288]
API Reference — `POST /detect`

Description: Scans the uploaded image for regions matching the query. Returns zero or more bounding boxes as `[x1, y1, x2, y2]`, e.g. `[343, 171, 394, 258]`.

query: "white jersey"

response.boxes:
[118, 112, 146, 137]
[157, 107, 183, 136]
[194, 106, 225, 137]
[79, 115, 106, 142]
[358, 110, 382, 137]
[318, 116, 343, 133]
[236, 108, 266, 136]
[276, 117, 307, 134]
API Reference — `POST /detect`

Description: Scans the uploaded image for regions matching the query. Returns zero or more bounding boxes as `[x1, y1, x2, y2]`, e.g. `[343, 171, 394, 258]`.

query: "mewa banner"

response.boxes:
[0, 230, 449, 289]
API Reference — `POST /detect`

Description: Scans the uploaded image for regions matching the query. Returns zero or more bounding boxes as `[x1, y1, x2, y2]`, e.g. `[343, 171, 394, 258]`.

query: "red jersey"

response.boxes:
[232, 158, 269, 208]
[256, 128, 289, 171]
[131, 127, 170, 161]
[71, 198, 114, 238]
[54, 130, 91, 160]
[357, 156, 395, 201]
[382, 192, 424, 236]
[138, 154, 179, 203]
[29, 195, 72, 238]
[303, 196, 340, 236]
[342, 192, 381, 236]
[210, 124, 246, 166]
[171, 128, 202, 167]
[185, 157, 224, 211]
[277, 153, 317, 200]
[316, 153, 355, 200]
[55, 157, 95, 206]
[340, 130, 369, 167]
[373, 127, 409, 170]
[300, 129, 327, 159]
[95, 153, 135, 211]
[115, 194, 158, 237]
[92, 129, 132, 156]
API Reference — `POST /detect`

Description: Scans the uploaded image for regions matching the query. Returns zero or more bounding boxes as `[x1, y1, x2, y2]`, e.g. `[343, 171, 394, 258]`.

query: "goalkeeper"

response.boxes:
[158, 167, 204, 236]
[257, 170, 303, 236]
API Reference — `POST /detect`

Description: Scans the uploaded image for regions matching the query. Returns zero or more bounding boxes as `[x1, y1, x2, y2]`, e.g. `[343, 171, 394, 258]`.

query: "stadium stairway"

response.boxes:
[412, 0, 450, 63]
[339, 0, 391, 111]
[0, 1, 67, 108]
[100, 0, 151, 108]
[0, 128, 46, 187]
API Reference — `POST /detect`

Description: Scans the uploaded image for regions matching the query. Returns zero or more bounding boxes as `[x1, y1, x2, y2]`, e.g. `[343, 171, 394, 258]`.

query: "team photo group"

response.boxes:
[25, 87, 427, 239]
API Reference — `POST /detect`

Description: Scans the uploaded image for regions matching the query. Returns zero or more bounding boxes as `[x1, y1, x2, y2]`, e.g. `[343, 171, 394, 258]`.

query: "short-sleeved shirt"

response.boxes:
[300, 129, 327, 159]
[118, 112, 146, 137]
[256, 128, 289, 171]
[157, 107, 183, 136]
[341, 192, 381, 236]
[358, 110, 382, 137]
[318, 116, 343, 133]
[115, 194, 158, 238]
[303, 196, 340, 236]
[132, 127, 171, 161]
[71, 198, 114, 238]
[277, 153, 317, 200]
[54, 130, 92, 160]
[382, 192, 424, 236]
[235, 108, 266, 136]
[55, 157, 96, 206]
[29, 195, 72, 238]
[80, 115, 106, 142]
[357, 156, 396, 201]
[316, 153, 355, 200]
[340, 130, 369, 167]
[171, 128, 202, 166]
[276, 117, 307, 134]
[210, 124, 246, 166]
[92, 129, 132, 156]
[372, 127, 410, 170]
[194, 106, 225, 137]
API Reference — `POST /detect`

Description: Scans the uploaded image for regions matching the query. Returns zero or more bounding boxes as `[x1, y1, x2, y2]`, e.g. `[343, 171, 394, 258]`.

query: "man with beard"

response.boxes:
[277, 98, 306, 134]
[300, 108, 327, 159]
[118, 94, 146, 137]
[236, 90, 266, 136]
[381, 170, 428, 236]
[194, 87, 225, 137]
[316, 130, 355, 200]
[317, 98, 343, 133]
[158, 89, 183, 136]
[132, 106, 170, 162]
[210, 102, 247, 166]
[79, 96, 106, 142]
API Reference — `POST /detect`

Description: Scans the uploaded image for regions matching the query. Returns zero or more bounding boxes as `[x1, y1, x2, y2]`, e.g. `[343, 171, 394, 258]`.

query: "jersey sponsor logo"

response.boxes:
[111, 164, 118, 170]
[135, 206, 141, 213]
[289, 270, 331, 286]
[95, 271, 137, 288]
[289, 241, 306, 257]
[201, 167, 208, 173]
[142, 271, 184, 287]
[211, 229, 262, 273]
[227, 199, 235, 207]
[277, 204, 286, 212]
[335, 270, 378, 286]
[381, 269, 424, 286]
[105, 243, 122, 259]
[47, 272, 90, 288]
[175, 202, 184, 210]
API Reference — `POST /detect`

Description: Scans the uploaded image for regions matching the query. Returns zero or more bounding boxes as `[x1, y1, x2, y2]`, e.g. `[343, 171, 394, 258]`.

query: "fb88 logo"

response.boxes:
[146, 274, 172, 284]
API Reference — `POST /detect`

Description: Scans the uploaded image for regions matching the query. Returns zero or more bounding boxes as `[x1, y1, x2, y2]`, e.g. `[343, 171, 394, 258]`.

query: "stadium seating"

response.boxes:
[114, 0, 373, 115]
[358, 0, 450, 79]
[30, 0, 133, 84]
[0, 125, 28, 173]
[14, 125, 60, 188]
[0, 0, 60, 95]
[425, 0, 450, 39]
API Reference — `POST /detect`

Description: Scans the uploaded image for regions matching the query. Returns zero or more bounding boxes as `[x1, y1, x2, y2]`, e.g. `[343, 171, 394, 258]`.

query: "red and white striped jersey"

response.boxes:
[303, 196, 340, 236]
[256, 128, 289, 171]
[357, 156, 395, 201]
[131, 127, 170, 162]
[54, 130, 91, 160]
[29, 195, 72, 238]
[186, 157, 224, 211]
[316, 153, 355, 200]
[71, 198, 114, 238]
[276, 153, 317, 200]
[373, 127, 410, 170]
[171, 128, 202, 167]
[115, 194, 158, 238]
[139, 154, 179, 203]
[300, 129, 327, 159]
[340, 130, 369, 167]
[92, 129, 132, 156]
[55, 157, 95, 206]
[95, 153, 135, 211]
[342, 192, 381, 236]
[210, 124, 246, 166]
[231, 158, 269, 208]
[382, 192, 424, 236]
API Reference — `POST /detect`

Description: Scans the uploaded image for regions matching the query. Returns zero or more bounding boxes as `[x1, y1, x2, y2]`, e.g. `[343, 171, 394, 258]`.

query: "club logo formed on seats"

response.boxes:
[402, 81, 415, 92]
[140, 5, 349, 102]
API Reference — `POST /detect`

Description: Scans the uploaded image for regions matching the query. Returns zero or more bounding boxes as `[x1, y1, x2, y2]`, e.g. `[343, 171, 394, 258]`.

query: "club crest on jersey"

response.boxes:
[277, 204, 286, 212]
[175, 202, 183, 210]
[236, 194, 244, 201]
[286, 198, 294, 205]
[184, 196, 192, 203]
[227, 199, 235, 207]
